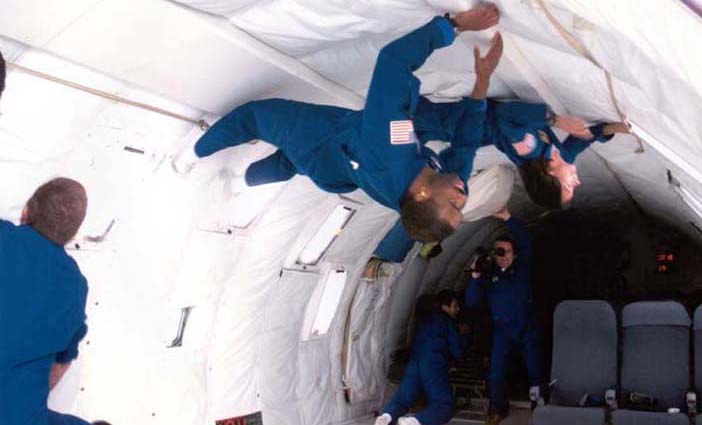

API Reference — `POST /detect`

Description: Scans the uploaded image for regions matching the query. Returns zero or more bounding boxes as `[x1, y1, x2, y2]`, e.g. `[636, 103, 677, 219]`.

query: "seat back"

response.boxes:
[550, 300, 618, 406]
[621, 301, 690, 410]
[694, 306, 702, 393]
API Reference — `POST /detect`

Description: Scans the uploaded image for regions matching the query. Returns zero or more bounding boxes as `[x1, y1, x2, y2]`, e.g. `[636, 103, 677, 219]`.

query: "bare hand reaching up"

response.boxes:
[454, 4, 500, 32]
[471, 32, 503, 99]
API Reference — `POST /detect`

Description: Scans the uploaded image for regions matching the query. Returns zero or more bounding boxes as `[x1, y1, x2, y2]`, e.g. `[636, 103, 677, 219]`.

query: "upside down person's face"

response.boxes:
[432, 173, 467, 231]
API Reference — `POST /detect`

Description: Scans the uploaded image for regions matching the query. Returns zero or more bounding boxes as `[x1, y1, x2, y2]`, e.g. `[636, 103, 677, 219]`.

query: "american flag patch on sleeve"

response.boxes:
[389, 120, 415, 145]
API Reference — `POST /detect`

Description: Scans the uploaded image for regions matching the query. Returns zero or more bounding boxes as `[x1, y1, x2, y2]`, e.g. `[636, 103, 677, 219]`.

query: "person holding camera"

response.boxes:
[464, 207, 544, 425]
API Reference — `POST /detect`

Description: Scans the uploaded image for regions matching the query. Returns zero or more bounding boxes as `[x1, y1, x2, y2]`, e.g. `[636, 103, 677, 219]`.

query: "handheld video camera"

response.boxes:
[470, 246, 507, 277]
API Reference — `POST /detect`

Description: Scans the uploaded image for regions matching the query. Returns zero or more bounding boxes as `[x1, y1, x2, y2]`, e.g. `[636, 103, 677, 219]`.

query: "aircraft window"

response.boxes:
[304, 269, 347, 339]
[297, 205, 355, 265]
[670, 170, 702, 221]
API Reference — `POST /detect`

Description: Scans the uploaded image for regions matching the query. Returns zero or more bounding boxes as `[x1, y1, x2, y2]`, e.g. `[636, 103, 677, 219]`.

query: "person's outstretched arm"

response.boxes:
[557, 121, 629, 163]
[442, 32, 503, 182]
[495, 207, 532, 274]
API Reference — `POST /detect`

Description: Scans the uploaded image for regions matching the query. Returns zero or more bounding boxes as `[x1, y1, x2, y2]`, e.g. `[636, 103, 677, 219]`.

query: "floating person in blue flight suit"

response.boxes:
[479, 101, 630, 208]
[180, 5, 503, 242]
[0, 178, 110, 425]
[464, 206, 544, 425]
[375, 290, 469, 425]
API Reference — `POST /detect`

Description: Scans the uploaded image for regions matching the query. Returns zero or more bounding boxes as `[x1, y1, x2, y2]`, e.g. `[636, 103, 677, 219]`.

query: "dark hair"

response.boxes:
[495, 234, 514, 248]
[519, 158, 562, 210]
[437, 289, 457, 308]
[25, 178, 88, 245]
[400, 192, 455, 243]
[415, 294, 440, 321]
[0, 50, 6, 98]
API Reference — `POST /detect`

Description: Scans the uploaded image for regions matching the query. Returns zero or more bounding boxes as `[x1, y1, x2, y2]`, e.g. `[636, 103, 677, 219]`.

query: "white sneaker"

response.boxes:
[397, 417, 421, 425]
[374, 413, 392, 425]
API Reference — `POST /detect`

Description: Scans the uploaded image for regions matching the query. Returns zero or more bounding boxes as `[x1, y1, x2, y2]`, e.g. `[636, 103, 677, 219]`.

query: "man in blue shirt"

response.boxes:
[376, 290, 468, 425]
[0, 178, 105, 425]
[186, 5, 502, 242]
[465, 207, 544, 425]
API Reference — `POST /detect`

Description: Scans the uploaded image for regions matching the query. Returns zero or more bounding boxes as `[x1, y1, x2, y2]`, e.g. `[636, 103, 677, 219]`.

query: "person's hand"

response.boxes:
[49, 361, 71, 391]
[471, 32, 503, 99]
[469, 256, 481, 278]
[603, 122, 630, 135]
[493, 205, 511, 221]
[459, 323, 472, 335]
[454, 4, 500, 32]
[554, 115, 594, 139]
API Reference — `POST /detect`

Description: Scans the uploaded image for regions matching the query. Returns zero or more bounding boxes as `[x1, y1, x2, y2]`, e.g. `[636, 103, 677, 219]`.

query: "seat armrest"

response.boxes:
[529, 385, 544, 410]
[605, 389, 617, 410]
[687, 392, 696, 418]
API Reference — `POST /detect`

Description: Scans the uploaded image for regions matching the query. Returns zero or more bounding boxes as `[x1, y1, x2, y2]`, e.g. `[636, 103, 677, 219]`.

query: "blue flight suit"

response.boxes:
[465, 217, 544, 414]
[194, 16, 487, 212]
[382, 313, 467, 425]
[0, 220, 90, 425]
[481, 100, 615, 166]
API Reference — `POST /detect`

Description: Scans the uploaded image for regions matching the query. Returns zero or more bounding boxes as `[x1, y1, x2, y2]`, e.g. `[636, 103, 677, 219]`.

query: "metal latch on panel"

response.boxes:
[167, 306, 194, 348]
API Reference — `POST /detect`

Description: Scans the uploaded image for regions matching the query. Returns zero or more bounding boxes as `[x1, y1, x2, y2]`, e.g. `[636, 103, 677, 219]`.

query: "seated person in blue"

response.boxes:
[0, 178, 108, 425]
[375, 290, 468, 425]
[185, 5, 502, 242]
[483, 101, 630, 208]
[464, 207, 544, 425]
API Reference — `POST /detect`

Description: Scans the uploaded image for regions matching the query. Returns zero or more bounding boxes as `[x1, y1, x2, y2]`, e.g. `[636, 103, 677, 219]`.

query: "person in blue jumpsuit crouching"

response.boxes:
[480, 101, 630, 208]
[464, 206, 544, 425]
[185, 5, 502, 242]
[0, 178, 108, 425]
[375, 290, 468, 425]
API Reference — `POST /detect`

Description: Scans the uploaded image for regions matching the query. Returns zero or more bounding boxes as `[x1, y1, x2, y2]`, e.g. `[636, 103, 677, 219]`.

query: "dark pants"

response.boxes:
[382, 357, 454, 425]
[489, 322, 545, 414]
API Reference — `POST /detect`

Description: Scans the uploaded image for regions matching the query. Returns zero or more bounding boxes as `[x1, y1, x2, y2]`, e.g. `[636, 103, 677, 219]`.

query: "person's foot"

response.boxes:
[374, 413, 392, 425]
[485, 410, 507, 425]
[454, 4, 500, 32]
[397, 417, 421, 425]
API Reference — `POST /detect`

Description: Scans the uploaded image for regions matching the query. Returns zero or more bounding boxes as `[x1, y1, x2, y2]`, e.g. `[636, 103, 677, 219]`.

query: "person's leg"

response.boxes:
[413, 364, 454, 425]
[194, 99, 349, 159]
[488, 326, 513, 415]
[521, 321, 546, 390]
[244, 150, 297, 187]
[382, 359, 423, 423]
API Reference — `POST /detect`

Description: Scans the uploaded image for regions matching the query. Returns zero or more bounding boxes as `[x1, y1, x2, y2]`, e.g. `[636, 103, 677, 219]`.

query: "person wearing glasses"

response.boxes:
[464, 206, 544, 425]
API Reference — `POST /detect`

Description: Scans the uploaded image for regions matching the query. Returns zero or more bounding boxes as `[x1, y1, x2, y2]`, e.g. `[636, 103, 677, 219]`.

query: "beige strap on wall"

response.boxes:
[7, 62, 210, 130]
[534, 0, 644, 152]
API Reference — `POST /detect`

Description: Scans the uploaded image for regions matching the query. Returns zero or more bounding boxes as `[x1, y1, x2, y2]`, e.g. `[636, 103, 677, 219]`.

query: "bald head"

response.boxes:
[23, 178, 88, 245]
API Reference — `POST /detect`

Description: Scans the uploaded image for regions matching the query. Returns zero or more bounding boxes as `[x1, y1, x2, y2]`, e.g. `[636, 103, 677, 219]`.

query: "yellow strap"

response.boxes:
[7, 62, 210, 130]
[534, 0, 644, 152]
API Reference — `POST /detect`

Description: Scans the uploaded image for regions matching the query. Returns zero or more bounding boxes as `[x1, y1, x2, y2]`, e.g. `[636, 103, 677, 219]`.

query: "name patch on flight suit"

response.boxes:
[537, 130, 551, 144]
[389, 120, 415, 145]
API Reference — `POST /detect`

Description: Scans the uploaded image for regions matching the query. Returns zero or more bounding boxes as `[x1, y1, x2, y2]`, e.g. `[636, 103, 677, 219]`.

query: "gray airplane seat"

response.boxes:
[694, 306, 702, 425]
[531, 300, 617, 425]
[613, 301, 691, 425]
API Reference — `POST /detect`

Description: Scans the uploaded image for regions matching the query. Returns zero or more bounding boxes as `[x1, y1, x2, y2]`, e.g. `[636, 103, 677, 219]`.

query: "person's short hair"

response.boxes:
[437, 289, 457, 308]
[400, 192, 455, 243]
[0, 49, 6, 98]
[24, 178, 88, 245]
[415, 294, 439, 320]
[495, 234, 514, 248]
[519, 158, 562, 210]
